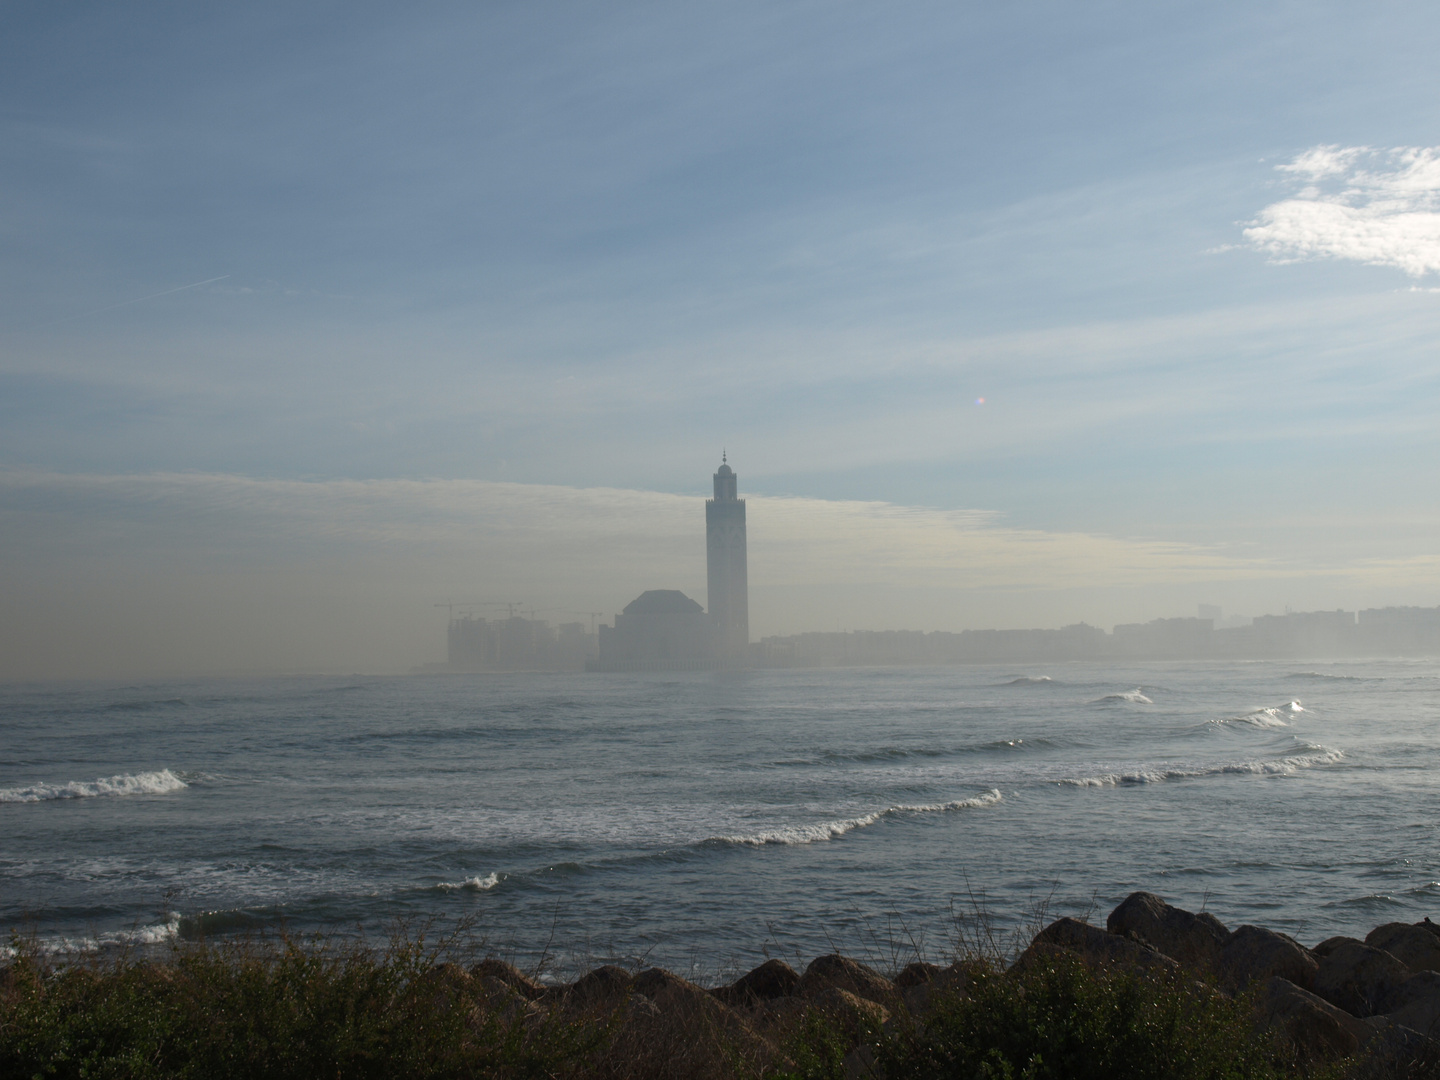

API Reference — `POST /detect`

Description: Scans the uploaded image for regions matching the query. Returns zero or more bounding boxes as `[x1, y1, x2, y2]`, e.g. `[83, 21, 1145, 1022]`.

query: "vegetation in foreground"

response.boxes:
[0, 925, 1430, 1080]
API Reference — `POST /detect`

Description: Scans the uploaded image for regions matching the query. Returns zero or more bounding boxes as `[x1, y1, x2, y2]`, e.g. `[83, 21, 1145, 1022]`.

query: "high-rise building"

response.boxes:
[706, 454, 749, 657]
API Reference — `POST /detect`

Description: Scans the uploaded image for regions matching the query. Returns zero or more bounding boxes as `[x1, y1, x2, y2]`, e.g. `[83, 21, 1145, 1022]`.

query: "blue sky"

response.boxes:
[3, 1, 1440, 674]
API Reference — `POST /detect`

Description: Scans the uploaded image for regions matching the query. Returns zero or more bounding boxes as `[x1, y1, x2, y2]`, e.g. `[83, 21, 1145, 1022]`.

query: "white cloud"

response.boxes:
[1245, 145, 1440, 276]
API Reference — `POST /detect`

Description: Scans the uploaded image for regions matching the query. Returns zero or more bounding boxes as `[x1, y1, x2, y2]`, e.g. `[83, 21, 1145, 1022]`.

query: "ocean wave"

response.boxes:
[435, 873, 500, 892]
[1003, 676, 1053, 685]
[707, 789, 1002, 847]
[1060, 746, 1342, 788]
[1094, 690, 1153, 705]
[1213, 701, 1305, 728]
[1289, 671, 1368, 682]
[0, 769, 189, 804]
[2, 915, 182, 958]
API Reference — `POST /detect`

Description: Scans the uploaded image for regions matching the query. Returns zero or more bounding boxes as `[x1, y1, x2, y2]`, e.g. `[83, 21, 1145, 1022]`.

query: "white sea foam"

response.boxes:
[1095, 690, 1153, 705]
[1214, 701, 1305, 728]
[1061, 746, 1342, 788]
[1004, 676, 1053, 685]
[0, 769, 188, 804]
[710, 789, 1002, 847]
[3, 914, 183, 958]
[436, 873, 500, 892]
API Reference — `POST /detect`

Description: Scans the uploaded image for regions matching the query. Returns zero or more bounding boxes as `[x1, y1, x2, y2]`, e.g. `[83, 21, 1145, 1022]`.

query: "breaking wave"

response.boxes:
[1003, 676, 1053, 685]
[2, 915, 182, 958]
[1060, 745, 1342, 788]
[1213, 702, 1305, 728]
[707, 789, 1002, 847]
[1094, 690, 1153, 705]
[0, 769, 189, 804]
[435, 873, 500, 892]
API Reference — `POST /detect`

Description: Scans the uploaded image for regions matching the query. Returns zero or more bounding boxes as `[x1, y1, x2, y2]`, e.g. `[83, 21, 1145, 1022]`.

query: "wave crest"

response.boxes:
[1061, 746, 1342, 788]
[0, 769, 188, 804]
[1214, 701, 1305, 728]
[1094, 690, 1153, 705]
[708, 789, 1002, 847]
[435, 873, 500, 892]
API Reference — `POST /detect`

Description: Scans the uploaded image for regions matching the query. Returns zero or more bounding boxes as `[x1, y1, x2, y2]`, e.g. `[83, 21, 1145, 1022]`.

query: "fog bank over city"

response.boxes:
[3, 467, 1437, 679]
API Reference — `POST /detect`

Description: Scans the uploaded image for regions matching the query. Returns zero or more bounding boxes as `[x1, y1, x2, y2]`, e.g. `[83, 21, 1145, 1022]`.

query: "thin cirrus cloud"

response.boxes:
[1244, 145, 1440, 277]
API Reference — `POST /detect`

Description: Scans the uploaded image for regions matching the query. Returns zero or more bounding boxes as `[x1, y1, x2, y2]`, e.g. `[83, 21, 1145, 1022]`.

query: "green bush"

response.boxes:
[780, 953, 1294, 1080]
[0, 934, 604, 1080]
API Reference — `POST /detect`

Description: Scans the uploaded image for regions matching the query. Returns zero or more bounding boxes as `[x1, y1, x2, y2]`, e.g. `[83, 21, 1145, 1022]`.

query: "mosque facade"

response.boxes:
[591, 456, 751, 671]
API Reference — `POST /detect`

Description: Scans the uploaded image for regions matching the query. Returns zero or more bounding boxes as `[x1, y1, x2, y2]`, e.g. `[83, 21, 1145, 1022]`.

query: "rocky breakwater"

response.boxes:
[457, 896, 1440, 1078]
[1100, 892, 1440, 1064]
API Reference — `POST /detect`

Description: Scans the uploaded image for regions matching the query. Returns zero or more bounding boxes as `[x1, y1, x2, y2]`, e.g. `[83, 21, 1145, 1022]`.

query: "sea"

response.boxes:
[3, 660, 1438, 980]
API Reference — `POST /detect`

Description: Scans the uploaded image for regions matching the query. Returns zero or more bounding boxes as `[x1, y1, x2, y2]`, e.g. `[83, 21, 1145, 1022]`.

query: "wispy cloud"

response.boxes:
[1245, 145, 1440, 276]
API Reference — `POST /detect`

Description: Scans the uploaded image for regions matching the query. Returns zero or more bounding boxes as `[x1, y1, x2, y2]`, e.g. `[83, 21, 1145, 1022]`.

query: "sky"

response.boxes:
[3, 1, 1440, 677]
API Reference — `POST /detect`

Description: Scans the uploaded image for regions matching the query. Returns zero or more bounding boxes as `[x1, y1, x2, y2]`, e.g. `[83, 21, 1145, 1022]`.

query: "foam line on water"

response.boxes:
[0, 769, 188, 804]
[706, 789, 1002, 847]
[1059, 745, 1342, 787]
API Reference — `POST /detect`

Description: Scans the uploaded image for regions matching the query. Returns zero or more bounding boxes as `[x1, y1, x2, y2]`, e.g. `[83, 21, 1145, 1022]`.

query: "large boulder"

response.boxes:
[1254, 976, 1374, 1060]
[1383, 971, 1440, 1037]
[1106, 892, 1229, 972]
[1314, 941, 1411, 1017]
[1312, 936, 1362, 958]
[1367, 923, 1440, 974]
[600, 967, 775, 1080]
[1013, 918, 1181, 978]
[894, 961, 942, 989]
[471, 958, 545, 1001]
[795, 955, 896, 1007]
[897, 960, 975, 1016]
[712, 958, 800, 1007]
[1219, 925, 1319, 993]
[564, 964, 635, 1012]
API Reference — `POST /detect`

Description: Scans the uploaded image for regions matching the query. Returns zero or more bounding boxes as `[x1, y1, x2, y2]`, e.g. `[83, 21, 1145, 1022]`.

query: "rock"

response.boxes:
[894, 961, 942, 989]
[1312, 936, 1362, 958]
[1383, 971, 1440, 1036]
[900, 960, 973, 1016]
[711, 958, 799, 1007]
[1314, 941, 1411, 1017]
[1014, 917, 1181, 979]
[1367, 923, 1440, 974]
[1416, 917, 1440, 941]
[1357, 1015, 1440, 1073]
[1219, 925, 1319, 993]
[809, 986, 890, 1040]
[601, 967, 775, 1080]
[795, 955, 896, 1007]
[565, 964, 635, 1012]
[1254, 976, 1373, 1060]
[748, 995, 808, 1043]
[414, 962, 475, 1013]
[1106, 892, 1230, 972]
[470, 958, 545, 1001]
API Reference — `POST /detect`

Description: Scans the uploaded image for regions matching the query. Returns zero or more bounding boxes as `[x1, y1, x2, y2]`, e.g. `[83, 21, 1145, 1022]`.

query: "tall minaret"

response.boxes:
[705, 452, 749, 658]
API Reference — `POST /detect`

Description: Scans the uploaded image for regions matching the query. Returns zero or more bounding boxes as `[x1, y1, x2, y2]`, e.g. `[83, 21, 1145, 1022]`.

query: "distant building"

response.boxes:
[706, 455, 749, 658]
[446, 615, 592, 671]
[593, 589, 714, 670]
[591, 456, 753, 671]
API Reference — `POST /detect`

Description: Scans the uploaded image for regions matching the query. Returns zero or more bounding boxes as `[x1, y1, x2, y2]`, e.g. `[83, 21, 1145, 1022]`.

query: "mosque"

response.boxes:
[591, 456, 750, 670]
